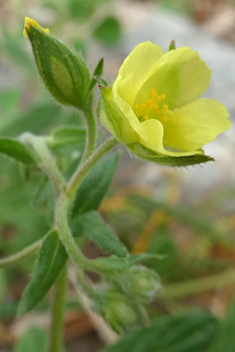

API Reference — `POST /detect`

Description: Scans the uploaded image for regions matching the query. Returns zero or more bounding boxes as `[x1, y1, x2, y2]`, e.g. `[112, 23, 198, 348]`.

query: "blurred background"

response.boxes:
[0, 0, 235, 351]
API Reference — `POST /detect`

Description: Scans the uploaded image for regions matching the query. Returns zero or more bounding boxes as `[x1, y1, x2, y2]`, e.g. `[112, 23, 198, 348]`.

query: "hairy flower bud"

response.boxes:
[123, 266, 162, 300]
[95, 291, 139, 333]
[23, 17, 90, 110]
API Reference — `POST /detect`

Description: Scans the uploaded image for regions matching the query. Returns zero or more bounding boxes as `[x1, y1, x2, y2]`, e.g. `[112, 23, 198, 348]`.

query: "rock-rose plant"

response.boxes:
[0, 17, 230, 352]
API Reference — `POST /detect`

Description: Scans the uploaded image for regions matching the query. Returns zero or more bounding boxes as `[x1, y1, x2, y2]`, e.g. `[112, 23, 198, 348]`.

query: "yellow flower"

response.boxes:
[97, 41, 230, 164]
[23, 17, 49, 38]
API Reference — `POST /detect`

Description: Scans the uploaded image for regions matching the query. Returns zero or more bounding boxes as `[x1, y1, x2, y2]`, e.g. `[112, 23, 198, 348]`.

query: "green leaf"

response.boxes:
[209, 297, 235, 352]
[50, 126, 86, 149]
[101, 310, 218, 352]
[0, 138, 36, 165]
[93, 17, 122, 45]
[72, 153, 119, 217]
[72, 210, 127, 257]
[18, 229, 67, 314]
[14, 327, 47, 352]
[89, 253, 162, 273]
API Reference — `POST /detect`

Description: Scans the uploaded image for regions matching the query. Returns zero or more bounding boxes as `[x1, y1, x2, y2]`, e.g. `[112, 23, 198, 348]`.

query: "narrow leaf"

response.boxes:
[72, 153, 119, 217]
[18, 229, 67, 314]
[0, 138, 36, 164]
[72, 210, 127, 257]
[50, 126, 86, 148]
[101, 310, 218, 352]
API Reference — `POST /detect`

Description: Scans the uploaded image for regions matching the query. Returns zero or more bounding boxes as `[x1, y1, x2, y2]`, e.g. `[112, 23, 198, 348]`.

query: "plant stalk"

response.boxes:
[0, 239, 42, 268]
[49, 264, 67, 352]
[163, 267, 235, 299]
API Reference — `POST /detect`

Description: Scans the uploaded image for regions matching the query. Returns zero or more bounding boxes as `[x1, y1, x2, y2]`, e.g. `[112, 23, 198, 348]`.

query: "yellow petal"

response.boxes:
[134, 47, 211, 110]
[116, 42, 163, 106]
[163, 98, 230, 151]
[140, 119, 201, 156]
[23, 17, 49, 38]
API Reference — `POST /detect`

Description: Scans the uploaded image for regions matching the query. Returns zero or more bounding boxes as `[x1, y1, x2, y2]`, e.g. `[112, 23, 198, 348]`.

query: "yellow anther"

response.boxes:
[133, 88, 168, 122]
[163, 116, 168, 122]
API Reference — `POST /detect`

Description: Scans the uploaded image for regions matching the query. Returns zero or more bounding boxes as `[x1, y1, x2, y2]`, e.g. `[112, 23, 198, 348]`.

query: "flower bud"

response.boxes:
[123, 266, 162, 300]
[23, 17, 90, 110]
[95, 292, 139, 333]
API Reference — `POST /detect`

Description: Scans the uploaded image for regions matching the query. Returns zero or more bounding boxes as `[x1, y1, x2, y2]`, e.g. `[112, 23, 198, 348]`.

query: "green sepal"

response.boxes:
[165, 40, 176, 53]
[95, 291, 140, 334]
[87, 253, 163, 274]
[89, 58, 105, 90]
[26, 26, 90, 110]
[128, 142, 214, 167]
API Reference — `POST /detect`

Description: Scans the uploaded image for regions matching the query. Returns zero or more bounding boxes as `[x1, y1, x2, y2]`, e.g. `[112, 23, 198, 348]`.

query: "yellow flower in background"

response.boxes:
[98, 41, 230, 161]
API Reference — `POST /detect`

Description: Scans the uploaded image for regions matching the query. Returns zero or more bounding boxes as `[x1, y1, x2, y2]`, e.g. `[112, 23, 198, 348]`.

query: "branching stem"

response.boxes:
[67, 136, 118, 198]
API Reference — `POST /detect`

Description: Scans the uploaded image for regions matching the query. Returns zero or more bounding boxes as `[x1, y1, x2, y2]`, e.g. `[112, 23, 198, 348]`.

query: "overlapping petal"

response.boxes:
[134, 47, 211, 110]
[163, 98, 230, 151]
[116, 42, 163, 107]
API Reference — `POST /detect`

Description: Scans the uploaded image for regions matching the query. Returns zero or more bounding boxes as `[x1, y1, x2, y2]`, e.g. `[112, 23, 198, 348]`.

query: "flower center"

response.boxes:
[133, 88, 168, 123]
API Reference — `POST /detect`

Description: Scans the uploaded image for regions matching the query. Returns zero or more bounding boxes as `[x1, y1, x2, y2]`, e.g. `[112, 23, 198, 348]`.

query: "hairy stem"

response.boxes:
[0, 239, 42, 268]
[81, 101, 97, 162]
[55, 193, 87, 267]
[49, 264, 67, 352]
[55, 193, 95, 298]
[67, 137, 118, 198]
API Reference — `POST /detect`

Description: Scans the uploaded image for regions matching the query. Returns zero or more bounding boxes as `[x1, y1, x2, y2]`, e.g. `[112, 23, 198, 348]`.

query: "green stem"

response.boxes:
[49, 264, 67, 352]
[21, 133, 66, 196]
[163, 267, 235, 300]
[0, 239, 42, 268]
[81, 101, 97, 162]
[55, 192, 95, 298]
[67, 136, 118, 198]
[55, 193, 88, 269]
